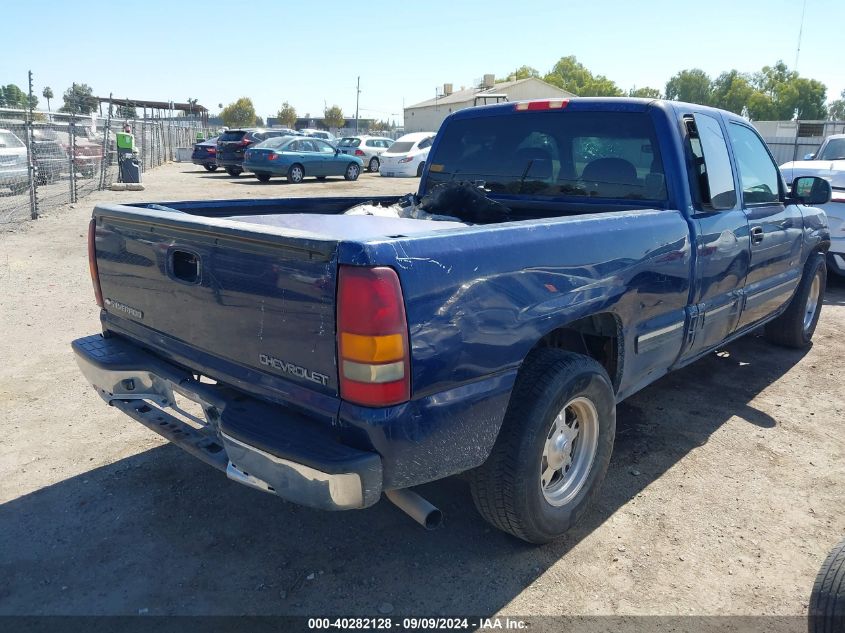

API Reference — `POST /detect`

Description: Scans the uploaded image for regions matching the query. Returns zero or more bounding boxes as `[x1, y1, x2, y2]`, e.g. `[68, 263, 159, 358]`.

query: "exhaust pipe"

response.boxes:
[385, 489, 443, 530]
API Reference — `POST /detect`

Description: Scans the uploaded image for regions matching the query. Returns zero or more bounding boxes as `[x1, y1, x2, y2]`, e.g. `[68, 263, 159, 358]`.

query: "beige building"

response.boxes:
[403, 74, 576, 133]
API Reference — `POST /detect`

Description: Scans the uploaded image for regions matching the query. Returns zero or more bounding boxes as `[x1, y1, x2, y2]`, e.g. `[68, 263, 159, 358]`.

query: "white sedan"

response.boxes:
[780, 134, 845, 275]
[379, 132, 436, 177]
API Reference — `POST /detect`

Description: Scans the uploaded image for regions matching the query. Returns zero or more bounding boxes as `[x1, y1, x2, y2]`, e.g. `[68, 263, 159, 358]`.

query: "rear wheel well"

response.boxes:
[531, 313, 622, 391]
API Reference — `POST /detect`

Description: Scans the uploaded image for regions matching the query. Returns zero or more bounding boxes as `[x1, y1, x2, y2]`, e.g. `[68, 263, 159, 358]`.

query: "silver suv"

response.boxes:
[336, 136, 394, 172]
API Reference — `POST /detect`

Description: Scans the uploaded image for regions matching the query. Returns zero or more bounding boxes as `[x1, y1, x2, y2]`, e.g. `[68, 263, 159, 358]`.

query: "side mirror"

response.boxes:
[803, 153, 816, 160]
[790, 176, 832, 205]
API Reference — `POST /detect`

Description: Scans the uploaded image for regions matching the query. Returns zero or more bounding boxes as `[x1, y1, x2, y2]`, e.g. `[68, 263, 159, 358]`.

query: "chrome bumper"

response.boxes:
[72, 334, 382, 510]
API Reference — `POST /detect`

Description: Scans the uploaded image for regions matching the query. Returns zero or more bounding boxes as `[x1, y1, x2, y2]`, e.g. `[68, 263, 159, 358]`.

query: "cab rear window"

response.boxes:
[219, 131, 247, 142]
[427, 111, 666, 200]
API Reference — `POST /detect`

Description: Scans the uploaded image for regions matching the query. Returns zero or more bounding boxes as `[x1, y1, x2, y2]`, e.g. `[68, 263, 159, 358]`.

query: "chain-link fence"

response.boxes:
[1, 105, 209, 226]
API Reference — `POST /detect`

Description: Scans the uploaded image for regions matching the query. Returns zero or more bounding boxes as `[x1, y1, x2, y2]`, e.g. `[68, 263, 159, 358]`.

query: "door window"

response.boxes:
[728, 123, 780, 204]
[688, 114, 737, 210]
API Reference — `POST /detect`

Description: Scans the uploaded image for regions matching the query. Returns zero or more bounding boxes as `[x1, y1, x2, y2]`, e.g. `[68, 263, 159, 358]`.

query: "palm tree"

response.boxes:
[42, 86, 53, 111]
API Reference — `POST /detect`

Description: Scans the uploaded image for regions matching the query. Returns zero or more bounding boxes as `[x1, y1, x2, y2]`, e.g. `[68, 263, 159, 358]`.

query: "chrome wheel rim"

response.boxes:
[540, 396, 599, 506]
[348, 164, 359, 179]
[803, 272, 821, 331]
[369, 158, 379, 172]
[291, 166, 303, 182]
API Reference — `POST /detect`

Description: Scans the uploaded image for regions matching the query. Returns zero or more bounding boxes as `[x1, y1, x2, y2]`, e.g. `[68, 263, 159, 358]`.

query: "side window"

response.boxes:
[688, 114, 737, 210]
[365, 139, 376, 147]
[288, 140, 301, 152]
[316, 140, 334, 154]
[728, 123, 780, 204]
[418, 137, 433, 150]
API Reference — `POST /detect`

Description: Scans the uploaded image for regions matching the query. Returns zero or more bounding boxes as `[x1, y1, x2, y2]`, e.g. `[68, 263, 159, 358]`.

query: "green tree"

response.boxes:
[255, 115, 265, 127]
[117, 104, 137, 118]
[323, 105, 345, 129]
[745, 90, 778, 121]
[60, 83, 97, 114]
[828, 90, 845, 120]
[543, 56, 622, 96]
[42, 86, 53, 111]
[277, 101, 297, 128]
[220, 97, 257, 127]
[508, 65, 540, 81]
[629, 86, 661, 99]
[0, 84, 37, 109]
[665, 69, 712, 105]
[710, 70, 754, 114]
[750, 61, 827, 119]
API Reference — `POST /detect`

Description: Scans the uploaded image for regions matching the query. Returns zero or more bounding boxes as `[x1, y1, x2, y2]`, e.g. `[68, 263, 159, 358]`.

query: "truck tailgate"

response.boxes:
[92, 207, 341, 397]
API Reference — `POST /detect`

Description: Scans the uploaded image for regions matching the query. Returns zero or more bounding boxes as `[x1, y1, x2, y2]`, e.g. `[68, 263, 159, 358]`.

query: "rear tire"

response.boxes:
[416, 161, 425, 177]
[204, 164, 217, 172]
[368, 157, 379, 172]
[255, 172, 271, 182]
[764, 253, 825, 348]
[344, 163, 360, 181]
[468, 349, 616, 543]
[809, 538, 845, 633]
[226, 167, 242, 177]
[287, 164, 304, 183]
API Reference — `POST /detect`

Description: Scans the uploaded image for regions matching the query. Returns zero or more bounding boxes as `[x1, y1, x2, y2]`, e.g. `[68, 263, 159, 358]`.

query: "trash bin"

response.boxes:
[115, 131, 141, 183]
[120, 157, 141, 183]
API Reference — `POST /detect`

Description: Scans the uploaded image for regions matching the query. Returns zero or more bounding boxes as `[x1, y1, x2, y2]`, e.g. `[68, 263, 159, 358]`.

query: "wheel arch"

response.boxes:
[528, 312, 624, 393]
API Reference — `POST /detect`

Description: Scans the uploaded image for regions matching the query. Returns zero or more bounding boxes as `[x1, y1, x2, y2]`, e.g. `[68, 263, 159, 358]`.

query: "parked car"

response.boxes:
[54, 126, 104, 178]
[74, 98, 831, 543]
[217, 129, 293, 177]
[780, 133, 845, 275]
[191, 136, 219, 171]
[301, 129, 336, 144]
[0, 128, 29, 194]
[378, 132, 435, 177]
[30, 127, 68, 184]
[243, 136, 362, 183]
[336, 135, 394, 172]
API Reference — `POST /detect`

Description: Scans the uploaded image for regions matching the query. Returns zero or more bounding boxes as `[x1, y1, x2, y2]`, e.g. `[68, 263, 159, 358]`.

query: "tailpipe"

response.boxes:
[385, 488, 443, 530]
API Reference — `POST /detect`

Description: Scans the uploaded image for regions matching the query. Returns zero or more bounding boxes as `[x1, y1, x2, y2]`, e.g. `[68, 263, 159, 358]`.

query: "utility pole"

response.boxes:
[355, 76, 360, 133]
[794, 0, 807, 71]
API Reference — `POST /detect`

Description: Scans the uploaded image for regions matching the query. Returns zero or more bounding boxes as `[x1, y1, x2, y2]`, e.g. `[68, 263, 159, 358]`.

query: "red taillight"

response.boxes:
[337, 266, 410, 407]
[239, 138, 252, 146]
[88, 218, 104, 308]
[268, 152, 278, 161]
[207, 147, 216, 154]
[515, 99, 570, 111]
[354, 149, 365, 156]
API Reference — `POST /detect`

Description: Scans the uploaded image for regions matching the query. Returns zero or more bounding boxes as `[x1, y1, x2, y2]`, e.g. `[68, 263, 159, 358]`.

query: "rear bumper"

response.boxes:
[0, 167, 29, 185]
[379, 161, 418, 177]
[191, 157, 216, 166]
[72, 334, 382, 510]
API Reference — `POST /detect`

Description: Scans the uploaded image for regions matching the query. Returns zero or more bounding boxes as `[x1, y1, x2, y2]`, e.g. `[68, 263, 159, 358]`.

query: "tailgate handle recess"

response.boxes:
[172, 250, 201, 284]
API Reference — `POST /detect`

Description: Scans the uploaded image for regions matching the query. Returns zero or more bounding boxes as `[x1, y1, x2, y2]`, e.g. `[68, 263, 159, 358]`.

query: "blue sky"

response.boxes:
[1, 0, 841, 125]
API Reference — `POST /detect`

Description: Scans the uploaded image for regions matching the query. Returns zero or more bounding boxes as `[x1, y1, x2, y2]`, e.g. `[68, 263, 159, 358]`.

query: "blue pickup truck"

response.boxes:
[73, 98, 832, 543]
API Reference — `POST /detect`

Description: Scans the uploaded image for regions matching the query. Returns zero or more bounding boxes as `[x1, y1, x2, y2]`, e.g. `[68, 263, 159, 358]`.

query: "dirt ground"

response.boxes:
[0, 161, 843, 618]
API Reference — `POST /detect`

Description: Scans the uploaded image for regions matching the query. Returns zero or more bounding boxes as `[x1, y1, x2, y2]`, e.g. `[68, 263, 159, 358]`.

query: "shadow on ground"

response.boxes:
[0, 322, 827, 615]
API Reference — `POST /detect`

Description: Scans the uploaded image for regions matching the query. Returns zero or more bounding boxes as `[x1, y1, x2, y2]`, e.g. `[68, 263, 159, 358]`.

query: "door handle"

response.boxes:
[750, 226, 764, 244]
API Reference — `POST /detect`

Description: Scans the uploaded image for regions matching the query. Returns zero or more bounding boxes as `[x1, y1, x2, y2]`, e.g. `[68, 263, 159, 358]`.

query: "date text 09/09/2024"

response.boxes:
[307, 617, 527, 630]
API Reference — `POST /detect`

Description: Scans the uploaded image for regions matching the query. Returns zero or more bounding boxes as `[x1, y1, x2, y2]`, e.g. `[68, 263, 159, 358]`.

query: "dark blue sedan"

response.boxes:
[191, 136, 219, 171]
[243, 136, 363, 183]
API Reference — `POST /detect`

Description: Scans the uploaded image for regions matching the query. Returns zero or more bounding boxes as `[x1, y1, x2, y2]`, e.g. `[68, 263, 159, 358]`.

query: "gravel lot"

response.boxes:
[0, 161, 843, 619]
